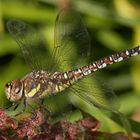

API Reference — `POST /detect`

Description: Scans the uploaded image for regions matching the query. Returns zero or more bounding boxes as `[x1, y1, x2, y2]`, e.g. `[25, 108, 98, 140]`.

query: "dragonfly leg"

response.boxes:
[5, 99, 26, 116]
[14, 98, 27, 116]
[6, 102, 20, 111]
[26, 102, 38, 119]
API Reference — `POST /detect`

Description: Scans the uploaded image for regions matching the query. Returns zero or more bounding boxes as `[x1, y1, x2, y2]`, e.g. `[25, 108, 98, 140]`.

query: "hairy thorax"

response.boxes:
[22, 70, 70, 99]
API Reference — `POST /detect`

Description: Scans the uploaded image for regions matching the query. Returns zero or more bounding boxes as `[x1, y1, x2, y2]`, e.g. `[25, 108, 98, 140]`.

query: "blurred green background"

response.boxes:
[0, 0, 140, 135]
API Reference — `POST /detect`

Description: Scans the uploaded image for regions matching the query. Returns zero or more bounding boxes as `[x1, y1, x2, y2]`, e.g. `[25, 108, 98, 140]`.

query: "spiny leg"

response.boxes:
[6, 102, 20, 111]
[5, 98, 27, 116]
[14, 98, 27, 116]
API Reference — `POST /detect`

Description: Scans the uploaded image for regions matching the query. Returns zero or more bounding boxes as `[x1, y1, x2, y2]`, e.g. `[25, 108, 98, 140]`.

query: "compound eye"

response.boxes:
[11, 80, 22, 94]
[5, 80, 23, 102]
[15, 87, 21, 94]
[5, 82, 12, 100]
[5, 82, 11, 88]
[5, 82, 12, 92]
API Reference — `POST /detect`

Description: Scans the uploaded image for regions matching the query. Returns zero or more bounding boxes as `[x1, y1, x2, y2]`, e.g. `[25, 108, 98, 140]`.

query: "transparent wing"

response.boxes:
[68, 76, 132, 138]
[7, 20, 50, 70]
[69, 75, 120, 112]
[48, 9, 91, 72]
[7, 9, 90, 72]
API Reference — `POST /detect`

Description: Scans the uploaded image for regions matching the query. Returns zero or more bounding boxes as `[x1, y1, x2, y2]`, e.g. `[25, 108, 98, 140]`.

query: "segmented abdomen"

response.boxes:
[61, 46, 140, 83]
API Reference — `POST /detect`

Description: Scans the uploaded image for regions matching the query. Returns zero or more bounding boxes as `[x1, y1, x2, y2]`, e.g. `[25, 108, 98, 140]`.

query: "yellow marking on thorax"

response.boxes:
[27, 84, 40, 98]
[38, 84, 69, 99]
[38, 87, 52, 98]
[58, 85, 66, 92]
[57, 84, 70, 94]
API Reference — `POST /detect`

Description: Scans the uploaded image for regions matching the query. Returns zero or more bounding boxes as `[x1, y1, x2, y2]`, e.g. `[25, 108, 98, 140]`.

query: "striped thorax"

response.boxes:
[5, 71, 71, 102]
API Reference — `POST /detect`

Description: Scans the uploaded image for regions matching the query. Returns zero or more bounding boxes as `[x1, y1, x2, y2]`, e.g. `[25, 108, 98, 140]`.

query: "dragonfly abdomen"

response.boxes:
[92, 46, 140, 71]
[91, 46, 140, 72]
[65, 46, 140, 83]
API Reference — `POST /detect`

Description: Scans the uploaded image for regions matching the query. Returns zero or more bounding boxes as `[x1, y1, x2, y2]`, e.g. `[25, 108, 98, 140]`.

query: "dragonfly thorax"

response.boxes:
[5, 80, 23, 102]
[5, 70, 71, 102]
[22, 70, 67, 99]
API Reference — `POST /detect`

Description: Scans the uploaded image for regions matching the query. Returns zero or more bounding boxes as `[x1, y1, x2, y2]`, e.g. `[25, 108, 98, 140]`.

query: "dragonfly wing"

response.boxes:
[69, 75, 120, 112]
[7, 9, 90, 72]
[69, 76, 133, 139]
[48, 8, 91, 72]
[7, 20, 49, 70]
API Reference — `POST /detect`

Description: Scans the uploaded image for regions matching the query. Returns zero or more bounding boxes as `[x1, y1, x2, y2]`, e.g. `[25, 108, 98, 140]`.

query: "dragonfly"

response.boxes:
[5, 9, 139, 138]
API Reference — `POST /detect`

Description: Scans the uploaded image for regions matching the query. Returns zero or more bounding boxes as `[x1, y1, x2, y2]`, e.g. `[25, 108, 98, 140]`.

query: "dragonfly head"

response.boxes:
[5, 80, 23, 102]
